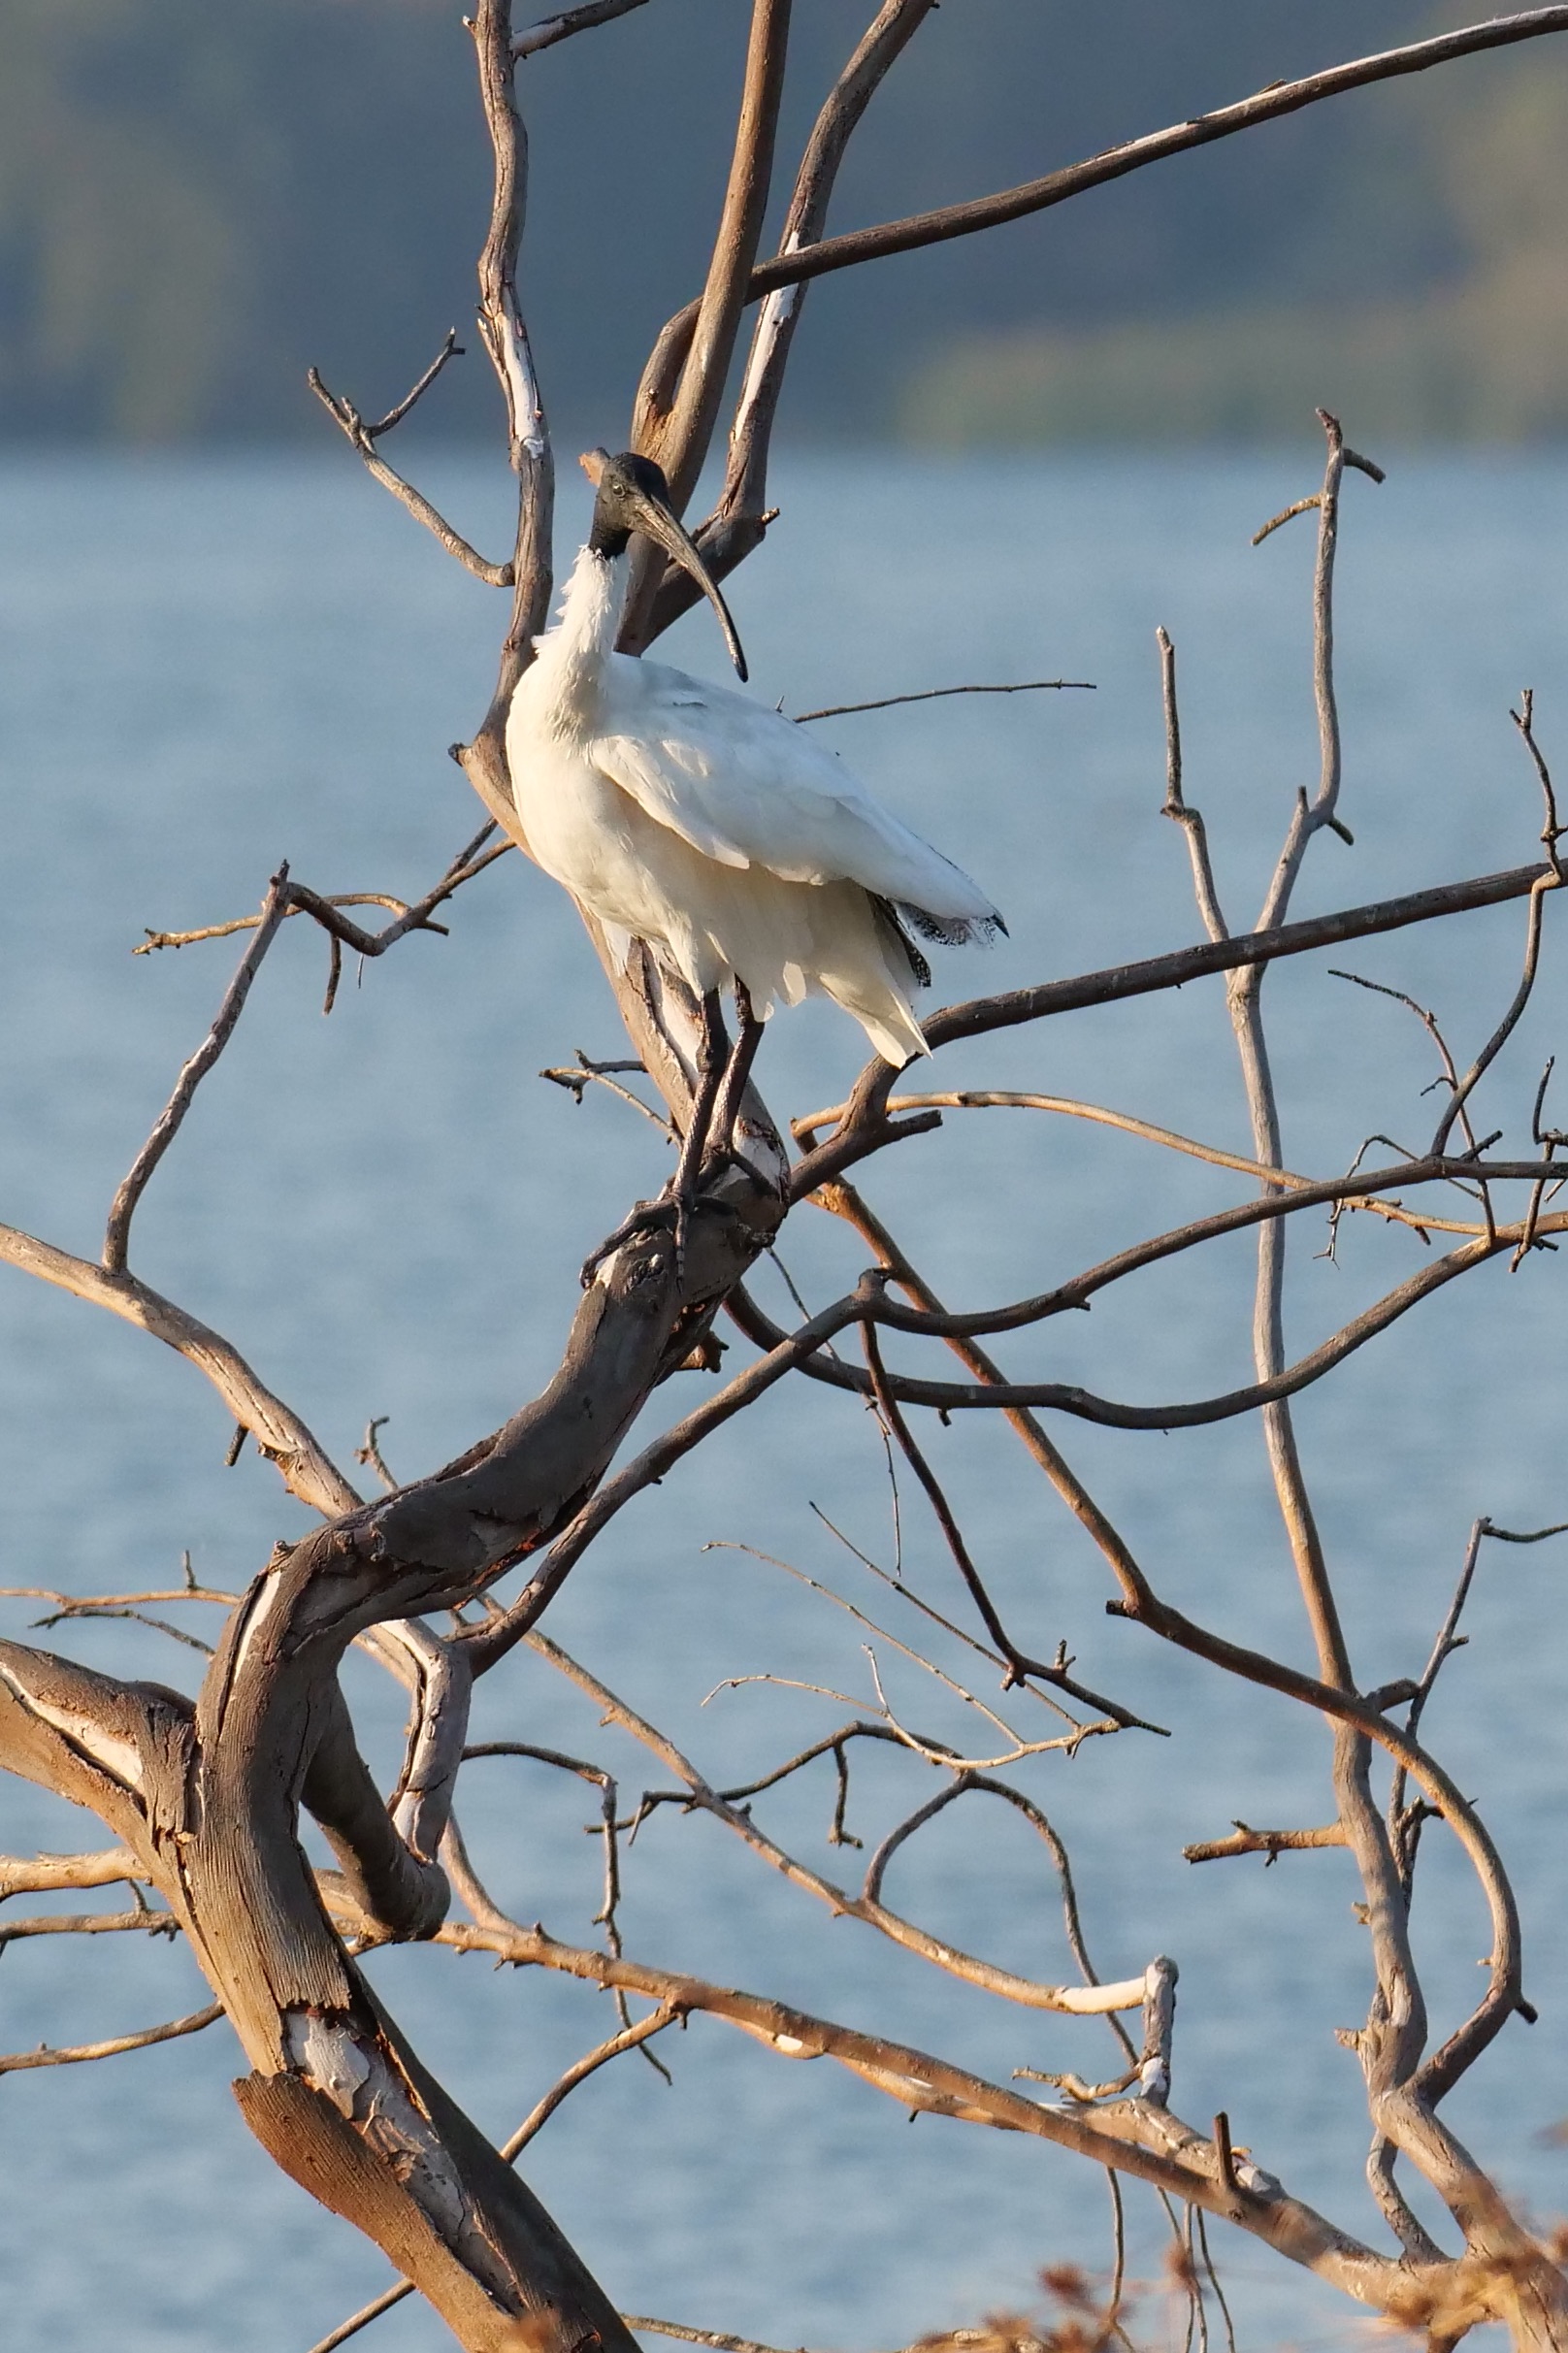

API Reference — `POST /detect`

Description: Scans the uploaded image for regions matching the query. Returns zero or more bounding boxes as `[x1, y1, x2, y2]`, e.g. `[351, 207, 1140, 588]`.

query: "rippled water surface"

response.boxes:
[2, 447, 1567, 2350]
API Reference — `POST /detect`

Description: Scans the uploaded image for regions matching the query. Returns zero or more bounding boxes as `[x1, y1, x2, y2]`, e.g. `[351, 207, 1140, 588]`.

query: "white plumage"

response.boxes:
[506, 452, 1001, 1072]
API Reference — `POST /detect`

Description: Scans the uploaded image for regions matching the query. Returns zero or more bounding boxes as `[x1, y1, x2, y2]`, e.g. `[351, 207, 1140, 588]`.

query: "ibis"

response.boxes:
[506, 448, 1002, 1226]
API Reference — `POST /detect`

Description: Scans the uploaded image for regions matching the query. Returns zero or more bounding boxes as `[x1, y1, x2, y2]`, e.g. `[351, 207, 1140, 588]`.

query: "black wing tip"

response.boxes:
[897, 901, 1006, 950]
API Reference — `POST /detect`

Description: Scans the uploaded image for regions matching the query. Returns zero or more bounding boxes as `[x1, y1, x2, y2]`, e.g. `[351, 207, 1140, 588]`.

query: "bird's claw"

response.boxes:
[579, 1196, 677, 1289]
[579, 1184, 747, 1290]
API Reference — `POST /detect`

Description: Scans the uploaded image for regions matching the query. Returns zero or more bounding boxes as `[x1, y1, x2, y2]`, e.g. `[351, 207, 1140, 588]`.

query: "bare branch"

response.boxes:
[309, 357, 513, 586]
[105, 867, 292, 1272]
[795, 678, 1094, 724]
[0, 1908, 180, 1950]
[540, 1051, 674, 1134]
[734, 1206, 1562, 1422]
[724, 13, 1568, 303]
[438, 1910, 1428, 2312]
[462, 1741, 626, 1951]
[519, 1633, 1152, 2013]
[468, 0, 556, 743]
[1101, 1579, 1529, 2108]
[1430, 874, 1561, 1155]
[624, 2325, 846, 2353]
[306, 2281, 413, 2353]
[1512, 686, 1568, 880]
[722, 0, 933, 499]
[514, 0, 650, 59]
[795, 856, 1556, 1168]
[136, 828, 511, 972]
[634, 0, 789, 507]
[0, 1846, 149, 1900]
[501, 2003, 680, 2158]
[463, 1281, 877, 1670]
[1183, 1823, 1348, 1866]
[354, 1419, 398, 1494]
[1158, 627, 1228, 943]
[0, 1224, 358, 1516]
[0, 2003, 221, 2075]
[859, 1322, 1155, 1728]
[306, 2004, 682, 2351]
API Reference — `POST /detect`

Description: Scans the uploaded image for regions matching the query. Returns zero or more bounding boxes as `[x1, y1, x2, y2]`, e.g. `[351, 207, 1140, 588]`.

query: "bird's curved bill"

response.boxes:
[588, 450, 748, 682]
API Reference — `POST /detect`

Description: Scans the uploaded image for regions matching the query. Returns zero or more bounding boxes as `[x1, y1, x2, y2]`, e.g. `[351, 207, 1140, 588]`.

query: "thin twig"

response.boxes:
[1512, 687, 1568, 880]
[627, 2326, 866, 2353]
[105, 868, 293, 1271]
[514, 0, 650, 57]
[859, 1322, 1156, 1729]
[795, 679, 1094, 723]
[0, 2003, 220, 2074]
[354, 1419, 398, 1494]
[0, 1909, 181, 1949]
[306, 2281, 411, 2353]
[309, 356, 513, 586]
[540, 1052, 674, 1133]
[500, 2003, 680, 2157]
[136, 826, 508, 964]
[523, 1633, 1151, 2015]
[1158, 627, 1227, 943]
[1429, 873, 1560, 1157]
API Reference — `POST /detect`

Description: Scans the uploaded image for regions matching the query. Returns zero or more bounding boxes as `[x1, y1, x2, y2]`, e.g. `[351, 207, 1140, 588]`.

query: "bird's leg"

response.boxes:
[577, 991, 764, 1290]
[709, 981, 765, 1167]
[669, 988, 730, 1207]
[578, 990, 730, 1289]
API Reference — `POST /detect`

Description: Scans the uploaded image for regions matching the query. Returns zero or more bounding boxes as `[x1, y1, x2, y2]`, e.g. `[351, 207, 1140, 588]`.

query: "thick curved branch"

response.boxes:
[639, 0, 938, 640]
[632, 0, 792, 513]
[464, 1278, 872, 1669]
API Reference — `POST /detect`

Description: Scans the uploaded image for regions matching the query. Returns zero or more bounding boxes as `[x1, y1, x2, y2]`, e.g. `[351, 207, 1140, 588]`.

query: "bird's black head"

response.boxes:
[586, 450, 673, 557]
[579, 446, 748, 680]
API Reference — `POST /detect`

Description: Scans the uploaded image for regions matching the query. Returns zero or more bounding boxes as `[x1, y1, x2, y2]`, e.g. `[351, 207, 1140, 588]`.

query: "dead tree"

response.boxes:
[5, 8, 1568, 2349]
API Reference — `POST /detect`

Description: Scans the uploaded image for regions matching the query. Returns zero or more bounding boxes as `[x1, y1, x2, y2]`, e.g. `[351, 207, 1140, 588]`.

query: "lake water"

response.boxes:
[0, 445, 1566, 2352]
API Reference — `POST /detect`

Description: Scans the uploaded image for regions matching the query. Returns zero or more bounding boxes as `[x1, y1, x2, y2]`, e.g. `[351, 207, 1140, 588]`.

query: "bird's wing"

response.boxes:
[589, 657, 999, 920]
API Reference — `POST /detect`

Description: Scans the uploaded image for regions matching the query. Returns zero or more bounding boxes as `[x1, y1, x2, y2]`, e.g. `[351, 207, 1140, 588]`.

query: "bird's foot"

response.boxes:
[579, 1196, 677, 1289]
[580, 1186, 748, 1291]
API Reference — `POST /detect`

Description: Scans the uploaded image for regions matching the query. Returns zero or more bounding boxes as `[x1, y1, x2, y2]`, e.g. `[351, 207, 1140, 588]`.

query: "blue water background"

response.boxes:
[0, 447, 1566, 2349]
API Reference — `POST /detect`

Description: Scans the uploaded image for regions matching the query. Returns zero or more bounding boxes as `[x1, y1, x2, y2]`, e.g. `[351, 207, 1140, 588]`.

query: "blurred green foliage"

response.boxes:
[3, 0, 1559, 443]
[905, 35, 1568, 444]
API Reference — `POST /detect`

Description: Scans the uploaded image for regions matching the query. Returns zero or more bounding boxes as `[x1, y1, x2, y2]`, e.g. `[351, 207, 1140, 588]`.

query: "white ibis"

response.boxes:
[506, 448, 1002, 1230]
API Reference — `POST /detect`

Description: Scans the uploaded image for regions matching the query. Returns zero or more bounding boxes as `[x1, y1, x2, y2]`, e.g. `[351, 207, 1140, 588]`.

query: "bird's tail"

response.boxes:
[822, 898, 932, 1066]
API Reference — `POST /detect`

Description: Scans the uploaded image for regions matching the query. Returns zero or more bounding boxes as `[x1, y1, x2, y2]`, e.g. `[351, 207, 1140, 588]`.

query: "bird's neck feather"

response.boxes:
[531, 544, 627, 722]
